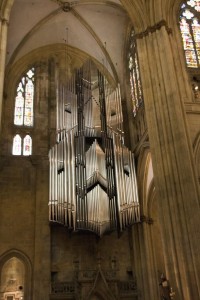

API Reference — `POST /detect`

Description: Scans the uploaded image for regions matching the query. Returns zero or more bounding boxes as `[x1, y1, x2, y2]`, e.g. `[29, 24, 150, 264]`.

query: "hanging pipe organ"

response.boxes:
[49, 61, 140, 236]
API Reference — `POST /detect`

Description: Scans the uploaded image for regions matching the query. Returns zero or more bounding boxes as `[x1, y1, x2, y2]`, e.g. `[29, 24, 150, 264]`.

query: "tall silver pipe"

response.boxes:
[118, 86, 122, 132]
[63, 133, 68, 225]
[49, 149, 52, 220]
[55, 144, 58, 221]
[67, 131, 72, 227]
[52, 147, 55, 220]
[61, 171, 63, 223]
[49, 62, 139, 235]
[58, 172, 60, 222]
[120, 142, 126, 210]
[62, 86, 65, 130]
[56, 77, 59, 134]
[112, 132, 122, 231]
[116, 85, 120, 132]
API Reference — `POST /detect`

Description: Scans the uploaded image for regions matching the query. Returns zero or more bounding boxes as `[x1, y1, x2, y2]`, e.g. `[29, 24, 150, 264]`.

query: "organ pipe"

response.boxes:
[49, 60, 140, 236]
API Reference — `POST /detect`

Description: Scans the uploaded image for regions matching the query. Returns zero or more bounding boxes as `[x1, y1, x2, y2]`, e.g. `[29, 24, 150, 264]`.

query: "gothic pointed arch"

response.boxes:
[0, 249, 32, 300]
[120, 1, 147, 31]
[88, 291, 109, 300]
[147, 179, 166, 299]
[136, 144, 151, 215]
[86, 269, 117, 300]
[11, 67, 35, 156]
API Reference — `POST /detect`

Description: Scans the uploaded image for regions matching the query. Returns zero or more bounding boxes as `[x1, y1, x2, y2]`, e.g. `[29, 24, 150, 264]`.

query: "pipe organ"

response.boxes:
[49, 61, 140, 236]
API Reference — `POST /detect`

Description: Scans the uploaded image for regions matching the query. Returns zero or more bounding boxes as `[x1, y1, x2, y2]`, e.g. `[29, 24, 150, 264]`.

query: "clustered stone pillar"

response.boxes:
[136, 23, 200, 300]
[0, 17, 8, 129]
[132, 218, 160, 300]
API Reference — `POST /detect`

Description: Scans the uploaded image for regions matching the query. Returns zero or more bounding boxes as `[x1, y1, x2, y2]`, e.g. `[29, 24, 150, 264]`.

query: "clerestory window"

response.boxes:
[180, 1, 200, 68]
[128, 28, 143, 117]
[12, 68, 34, 156]
[14, 68, 34, 126]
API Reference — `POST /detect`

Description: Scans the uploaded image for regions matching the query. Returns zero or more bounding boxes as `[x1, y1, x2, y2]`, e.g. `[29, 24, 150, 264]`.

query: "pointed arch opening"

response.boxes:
[12, 67, 34, 156]
[0, 250, 32, 300]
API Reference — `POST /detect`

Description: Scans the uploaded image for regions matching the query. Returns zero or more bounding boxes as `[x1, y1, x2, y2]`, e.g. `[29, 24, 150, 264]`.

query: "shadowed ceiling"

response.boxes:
[6, 0, 130, 83]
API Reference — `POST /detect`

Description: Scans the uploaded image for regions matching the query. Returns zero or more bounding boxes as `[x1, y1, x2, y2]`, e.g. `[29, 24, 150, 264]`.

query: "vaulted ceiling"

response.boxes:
[6, 0, 131, 83]
[4, 0, 181, 83]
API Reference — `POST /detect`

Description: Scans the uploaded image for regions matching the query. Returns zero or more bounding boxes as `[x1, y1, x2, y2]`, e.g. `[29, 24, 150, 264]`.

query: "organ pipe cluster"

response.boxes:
[49, 61, 140, 236]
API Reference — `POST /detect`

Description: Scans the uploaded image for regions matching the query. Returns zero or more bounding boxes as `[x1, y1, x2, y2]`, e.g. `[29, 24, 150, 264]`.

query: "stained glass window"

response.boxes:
[180, 1, 200, 67]
[12, 134, 32, 156]
[14, 68, 34, 126]
[13, 67, 34, 156]
[23, 135, 32, 156]
[128, 28, 143, 117]
[12, 134, 22, 155]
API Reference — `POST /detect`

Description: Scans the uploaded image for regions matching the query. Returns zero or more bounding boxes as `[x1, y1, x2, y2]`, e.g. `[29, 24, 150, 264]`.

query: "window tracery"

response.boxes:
[128, 28, 143, 117]
[14, 68, 34, 126]
[12, 68, 34, 156]
[180, 1, 200, 68]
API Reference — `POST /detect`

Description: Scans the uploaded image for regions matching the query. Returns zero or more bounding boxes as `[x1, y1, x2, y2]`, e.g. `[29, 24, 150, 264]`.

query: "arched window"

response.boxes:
[12, 134, 22, 155]
[23, 135, 32, 156]
[12, 68, 34, 156]
[14, 68, 34, 126]
[12, 135, 32, 156]
[180, 1, 200, 68]
[0, 250, 32, 300]
[128, 28, 143, 117]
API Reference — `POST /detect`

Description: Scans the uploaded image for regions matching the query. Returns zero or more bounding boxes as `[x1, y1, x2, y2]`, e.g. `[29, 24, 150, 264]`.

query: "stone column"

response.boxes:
[135, 22, 200, 300]
[31, 156, 50, 300]
[0, 17, 8, 129]
[132, 218, 160, 300]
[31, 60, 51, 300]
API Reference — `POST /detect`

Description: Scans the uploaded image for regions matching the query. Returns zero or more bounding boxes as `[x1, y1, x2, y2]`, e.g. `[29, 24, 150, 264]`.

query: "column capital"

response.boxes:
[134, 20, 172, 40]
[140, 215, 154, 225]
[0, 16, 9, 25]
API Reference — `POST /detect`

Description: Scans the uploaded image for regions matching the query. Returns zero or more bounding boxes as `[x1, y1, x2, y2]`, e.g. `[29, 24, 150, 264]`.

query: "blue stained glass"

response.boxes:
[180, 1, 200, 67]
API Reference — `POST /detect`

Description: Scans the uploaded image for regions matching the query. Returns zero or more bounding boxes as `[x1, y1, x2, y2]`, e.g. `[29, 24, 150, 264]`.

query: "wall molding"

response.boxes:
[134, 20, 172, 39]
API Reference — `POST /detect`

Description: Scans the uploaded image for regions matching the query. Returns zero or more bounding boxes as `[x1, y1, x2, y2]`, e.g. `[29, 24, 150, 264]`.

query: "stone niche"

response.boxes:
[0, 257, 24, 300]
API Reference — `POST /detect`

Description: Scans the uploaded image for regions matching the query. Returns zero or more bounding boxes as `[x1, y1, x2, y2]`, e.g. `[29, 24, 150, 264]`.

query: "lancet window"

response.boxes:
[180, 1, 200, 68]
[23, 135, 32, 156]
[14, 68, 34, 126]
[12, 68, 34, 156]
[12, 134, 22, 156]
[128, 28, 143, 117]
[12, 134, 32, 156]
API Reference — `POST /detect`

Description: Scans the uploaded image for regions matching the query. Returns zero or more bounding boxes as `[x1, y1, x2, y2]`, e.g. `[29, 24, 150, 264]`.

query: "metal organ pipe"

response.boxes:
[55, 68, 59, 136]
[48, 61, 140, 236]
[49, 148, 52, 220]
